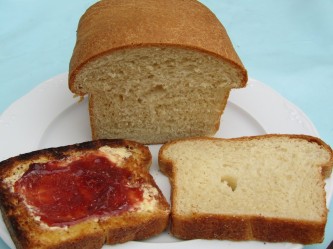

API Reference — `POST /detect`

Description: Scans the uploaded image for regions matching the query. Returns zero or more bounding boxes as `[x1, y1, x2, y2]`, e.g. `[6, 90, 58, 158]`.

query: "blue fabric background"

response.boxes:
[0, 1, 332, 248]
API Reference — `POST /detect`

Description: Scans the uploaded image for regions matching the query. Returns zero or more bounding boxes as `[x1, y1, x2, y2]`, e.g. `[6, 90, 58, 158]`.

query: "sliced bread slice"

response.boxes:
[0, 139, 170, 249]
[158, 135, 333, 244]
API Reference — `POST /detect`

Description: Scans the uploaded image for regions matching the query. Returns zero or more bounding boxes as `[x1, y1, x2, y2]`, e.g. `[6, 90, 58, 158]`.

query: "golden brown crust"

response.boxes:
[103, 212, 169, 244]
[171, 214, 326, 244]
[89, 96, 98, 140]
[68, 0, 247, 94]
[158, 134, 333, 244]
[250, 216, 326, 244]
[0, 139, 170, 249]
[211, 89, 231, 136]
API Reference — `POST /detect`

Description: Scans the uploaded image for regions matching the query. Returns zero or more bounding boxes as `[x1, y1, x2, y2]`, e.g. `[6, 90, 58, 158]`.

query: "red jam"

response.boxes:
[14, 153, 144, 227]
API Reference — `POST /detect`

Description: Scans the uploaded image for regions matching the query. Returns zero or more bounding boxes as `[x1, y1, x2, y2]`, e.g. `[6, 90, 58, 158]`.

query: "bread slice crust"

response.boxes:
[171, 214, 326, 244]
[0, 139, 170, 249]
[158, 134, 333, 244]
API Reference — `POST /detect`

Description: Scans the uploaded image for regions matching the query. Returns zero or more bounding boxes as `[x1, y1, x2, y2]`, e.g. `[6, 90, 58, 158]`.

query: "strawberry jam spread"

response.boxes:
[14, 153, 144, 227]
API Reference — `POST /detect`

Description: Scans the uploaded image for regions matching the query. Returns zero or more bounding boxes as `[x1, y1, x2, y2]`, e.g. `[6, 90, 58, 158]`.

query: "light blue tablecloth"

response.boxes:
[0, 1, 332, 248]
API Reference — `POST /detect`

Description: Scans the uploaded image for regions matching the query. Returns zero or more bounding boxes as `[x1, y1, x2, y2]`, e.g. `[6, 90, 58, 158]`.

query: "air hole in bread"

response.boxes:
[144, 85, 166, 101]
[150, 85, 165, 93]
[118, 94, 124, 102]
[220, 175, 237, 191]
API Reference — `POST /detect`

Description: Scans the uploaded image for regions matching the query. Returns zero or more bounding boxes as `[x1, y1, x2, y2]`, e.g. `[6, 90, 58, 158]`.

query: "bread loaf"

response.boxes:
[68, 0, 247, 144]
[0, 139, 170, 249]
[158, 135, 333, 244]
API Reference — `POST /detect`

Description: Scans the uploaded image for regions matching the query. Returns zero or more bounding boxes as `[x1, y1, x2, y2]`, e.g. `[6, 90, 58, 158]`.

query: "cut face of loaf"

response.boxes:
[85, 47, 236, 144]
[158, 135, 333, 244]
[69, 0, 247, 144]
[0, 140, 170, 249]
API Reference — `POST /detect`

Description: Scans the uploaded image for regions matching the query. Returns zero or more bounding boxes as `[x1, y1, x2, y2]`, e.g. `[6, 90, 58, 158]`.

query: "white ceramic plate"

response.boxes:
[0, 73, 332, 249]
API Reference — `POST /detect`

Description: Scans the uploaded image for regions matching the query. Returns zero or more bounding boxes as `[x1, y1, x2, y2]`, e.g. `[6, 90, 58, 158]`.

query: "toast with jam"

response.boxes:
[0, 139, 170, 249]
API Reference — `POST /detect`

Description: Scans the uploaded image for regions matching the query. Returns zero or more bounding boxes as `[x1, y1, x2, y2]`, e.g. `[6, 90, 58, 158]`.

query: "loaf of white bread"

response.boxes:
[158, 134, 333, 244]
[68, 0, 247, 144]
[0, 140, 170, 249]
